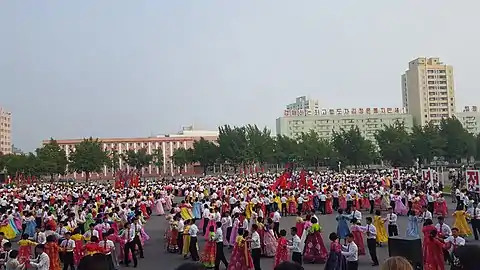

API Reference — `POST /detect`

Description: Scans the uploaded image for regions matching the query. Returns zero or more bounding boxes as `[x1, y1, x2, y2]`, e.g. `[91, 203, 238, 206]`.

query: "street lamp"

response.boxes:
[338, 161, 342, 172]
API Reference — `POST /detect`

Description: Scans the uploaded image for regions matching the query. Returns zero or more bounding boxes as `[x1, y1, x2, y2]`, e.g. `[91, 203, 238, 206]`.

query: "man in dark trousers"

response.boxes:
[132, 217, 144, 259]
[250, 224, 262, 270]
[214, 221, 228, 270]
[189, 220, 200, 261]
[365, 217, 379, 266]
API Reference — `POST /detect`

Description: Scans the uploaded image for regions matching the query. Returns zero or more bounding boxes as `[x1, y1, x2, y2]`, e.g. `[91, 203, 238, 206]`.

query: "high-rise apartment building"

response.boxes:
[402, 57, 455, 126]
[0, 108, 12, 154]
[286, 96, 319, 111]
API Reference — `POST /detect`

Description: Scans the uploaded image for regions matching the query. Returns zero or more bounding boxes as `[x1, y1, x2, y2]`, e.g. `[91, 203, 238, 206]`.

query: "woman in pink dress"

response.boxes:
[227, 229, 253, 270]
[295, 215, 304, 237]
[303, 217, 328, 263]
[262, 220, 277, 257]
[350, 219, 365, 255]
[394, 194, 408, 216]
[153, 197, 165, 216]
[434, 194, 448, 217]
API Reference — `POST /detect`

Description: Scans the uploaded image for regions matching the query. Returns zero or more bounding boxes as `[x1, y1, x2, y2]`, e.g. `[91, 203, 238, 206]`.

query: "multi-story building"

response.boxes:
[277, 107, 413, 141]
[0, 108, 12, 155]
[286, 96, 320, 111]
[43, 126, 218, 180]
[402, 57, 456, 126]
[455, 106, 480, 134]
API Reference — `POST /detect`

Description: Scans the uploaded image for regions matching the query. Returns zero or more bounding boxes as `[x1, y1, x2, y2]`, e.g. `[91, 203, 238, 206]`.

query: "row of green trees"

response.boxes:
[1, 117, 479, 180]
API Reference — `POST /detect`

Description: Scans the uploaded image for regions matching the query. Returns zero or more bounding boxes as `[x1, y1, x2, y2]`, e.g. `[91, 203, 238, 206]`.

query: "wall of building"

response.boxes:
[276, 113, 414, 142]
[0, 108, 12, 154]
[455, 106, 480, 134]
[45, 135, 217, 180]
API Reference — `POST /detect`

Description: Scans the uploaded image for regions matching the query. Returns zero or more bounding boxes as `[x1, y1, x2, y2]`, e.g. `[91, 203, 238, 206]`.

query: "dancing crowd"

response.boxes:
[0, 182, 156, 270]
[163, 170, 480, 270]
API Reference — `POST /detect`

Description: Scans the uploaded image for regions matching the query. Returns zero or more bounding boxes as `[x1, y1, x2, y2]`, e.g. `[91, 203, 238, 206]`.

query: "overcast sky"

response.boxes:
[1, 1, 479, 151]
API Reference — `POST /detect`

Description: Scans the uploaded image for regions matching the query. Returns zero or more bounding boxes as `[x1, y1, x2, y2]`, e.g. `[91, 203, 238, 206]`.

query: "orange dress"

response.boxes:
[45, 242, 61, 270]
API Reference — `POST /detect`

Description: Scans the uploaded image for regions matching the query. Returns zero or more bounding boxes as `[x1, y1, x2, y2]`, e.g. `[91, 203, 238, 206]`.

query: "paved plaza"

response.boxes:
[139, 198, 472, 270]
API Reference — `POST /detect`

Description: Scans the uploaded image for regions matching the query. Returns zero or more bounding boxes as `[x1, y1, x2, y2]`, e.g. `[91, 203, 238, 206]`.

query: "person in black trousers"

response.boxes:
[123, 223, 138, 268]
[214, 222, 228, 270]
[365, 217, 379, 266]
[189, 221, 200, 261]
[132, 218, 144, 259]
[249, 225, 262, 270]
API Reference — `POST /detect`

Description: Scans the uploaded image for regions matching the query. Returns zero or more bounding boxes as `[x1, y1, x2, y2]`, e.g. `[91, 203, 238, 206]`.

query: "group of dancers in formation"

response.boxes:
[161, 170, 480, 270]
[0, 182, 160, 270]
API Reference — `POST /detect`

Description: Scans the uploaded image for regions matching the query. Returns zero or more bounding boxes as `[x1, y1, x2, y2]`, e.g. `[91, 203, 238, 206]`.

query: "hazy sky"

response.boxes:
[1, 1, 479, 151]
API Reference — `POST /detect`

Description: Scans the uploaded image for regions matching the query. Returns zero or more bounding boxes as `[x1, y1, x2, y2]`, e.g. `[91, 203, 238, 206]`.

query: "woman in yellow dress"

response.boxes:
[274, 194, 282, 213]
[182, 219, 192, 258]
[452, 207, 472, 236]
[373, 210, 388, 244]
[0, 215, 17, 240]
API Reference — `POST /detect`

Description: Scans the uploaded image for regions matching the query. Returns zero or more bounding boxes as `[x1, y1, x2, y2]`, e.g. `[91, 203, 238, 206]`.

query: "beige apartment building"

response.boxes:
[402, 57, 456, 126]
[0, 108, 12, 154]
[455, 106, 480, 134]
[277, 107, 413, 142]
[286, 96, 320, 111]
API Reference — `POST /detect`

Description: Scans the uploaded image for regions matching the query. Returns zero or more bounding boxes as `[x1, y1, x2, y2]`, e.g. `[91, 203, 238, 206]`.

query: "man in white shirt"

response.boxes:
[213, 221, 228, 270]
[444, 227, 465, 264]
[385, 207, 398, 237]
[342, 233, 358, 270]
[60, 232, 76, 270]
[121, 222, 137, 268]
[29, 244, 50, 270]
[420, 206, 433, 224]
[469, 202, 480, 240]
[280, 195, 288, 216]
[363, 217, 379, 266]
[177, 217, 185, 253]
[288, 227, 302, 265]
[435, 216, 452, 238]
[272, 210, 281, 237]
[189, 221, 200, 261]
[250, 224, 261, 270]
[202, 205, 211, 236]
[318, 192, 327, 215]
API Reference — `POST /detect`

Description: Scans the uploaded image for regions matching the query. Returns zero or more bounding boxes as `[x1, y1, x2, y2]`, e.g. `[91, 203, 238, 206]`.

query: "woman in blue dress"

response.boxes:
[24, 213, 37, 238]
[335, 209, 350, 244]
[406, 209, 420, 238]
[192, 199, 202, 220]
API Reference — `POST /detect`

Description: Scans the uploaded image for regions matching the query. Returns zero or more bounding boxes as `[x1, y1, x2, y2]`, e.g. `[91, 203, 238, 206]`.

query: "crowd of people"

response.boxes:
[163, 170, 480, 270]
[0, 182, 155, 270]
[1, 169, 480, 270]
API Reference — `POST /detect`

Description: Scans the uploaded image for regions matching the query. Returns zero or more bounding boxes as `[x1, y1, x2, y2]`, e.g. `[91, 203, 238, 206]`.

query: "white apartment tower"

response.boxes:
[286, 96, 319, 111]
[0, 108, 12, 154]
[401, 57, 455, 126]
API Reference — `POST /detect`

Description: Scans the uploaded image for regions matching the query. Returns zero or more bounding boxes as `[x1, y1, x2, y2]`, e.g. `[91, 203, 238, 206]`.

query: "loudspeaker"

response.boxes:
[388, 236, 423, 269]
[0, 173, 4, 183]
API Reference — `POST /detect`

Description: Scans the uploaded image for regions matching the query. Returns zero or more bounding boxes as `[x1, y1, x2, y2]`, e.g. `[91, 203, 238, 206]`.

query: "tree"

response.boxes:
[245, 125, 275, 170]
[332, 127, 377, 166]
[191, 138, 219, 175]
[171, 148, 193, 171]
[297, 130, 334, 169]
[69, 137, 109, 181]
[439, 117, 476, 162]
[218, 125, 249, 171]
[123, 148, 153, 174]
[36, 138, 69, 180]
[273, 135, 299, 167]
[374, 121, 413, 167]
[410, 123, 444, 165]
[152, 148, 164, 173]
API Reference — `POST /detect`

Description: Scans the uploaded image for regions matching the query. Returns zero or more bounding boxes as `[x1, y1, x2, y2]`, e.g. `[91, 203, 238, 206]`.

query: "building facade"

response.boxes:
[44, 127, 218, 180]
[402, 57, 456, 126]
[0, 108, 12, 155]
[455, 106, 480, 134]
[277, 107, 413, 142]
[286, 96, 320, 111]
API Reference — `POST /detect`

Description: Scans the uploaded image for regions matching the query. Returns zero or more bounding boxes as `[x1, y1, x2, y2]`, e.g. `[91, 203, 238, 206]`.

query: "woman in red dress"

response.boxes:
[84, 236, 104, 256]
[70, 229, 85, 266]
[227, 229, 253, 270]
[274, 230, 288, 267]
[45, 235, 61, 270]
[422, 223, 445, 270]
